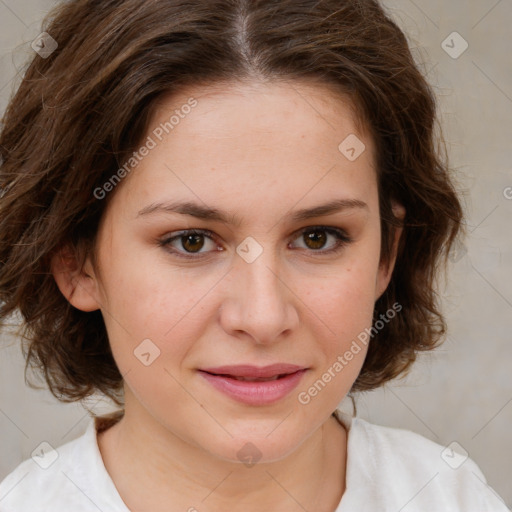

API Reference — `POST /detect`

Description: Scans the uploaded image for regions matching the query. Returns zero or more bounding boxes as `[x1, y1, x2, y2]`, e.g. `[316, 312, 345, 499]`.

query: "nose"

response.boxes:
[219, 248, 300, 345]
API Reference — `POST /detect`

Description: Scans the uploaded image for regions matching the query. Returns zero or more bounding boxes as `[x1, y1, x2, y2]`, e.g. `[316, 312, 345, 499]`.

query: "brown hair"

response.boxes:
[0, 0, 463, 406]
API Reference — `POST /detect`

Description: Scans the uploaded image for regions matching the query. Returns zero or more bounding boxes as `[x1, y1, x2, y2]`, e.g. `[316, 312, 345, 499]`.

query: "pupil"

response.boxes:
[305, 230, 326, 249]
[183, 234, 204, 252]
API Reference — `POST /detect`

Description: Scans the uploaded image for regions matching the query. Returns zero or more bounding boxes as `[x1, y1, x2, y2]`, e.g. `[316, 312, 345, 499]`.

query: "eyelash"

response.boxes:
[158, 226, 353, 260]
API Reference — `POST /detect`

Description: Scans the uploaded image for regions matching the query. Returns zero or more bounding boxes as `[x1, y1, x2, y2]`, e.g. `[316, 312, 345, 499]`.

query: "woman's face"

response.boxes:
[77, 81, 397, 463]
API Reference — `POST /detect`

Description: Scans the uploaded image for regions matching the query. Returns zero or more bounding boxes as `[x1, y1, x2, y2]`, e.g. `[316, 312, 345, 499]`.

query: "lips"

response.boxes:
[200, 363, 305, 379]
[203, 373, 293, 383]
[198, 363, 307, 405]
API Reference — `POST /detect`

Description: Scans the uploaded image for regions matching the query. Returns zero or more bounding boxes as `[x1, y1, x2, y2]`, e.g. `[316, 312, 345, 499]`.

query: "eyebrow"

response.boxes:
[136, 198, 368, 226]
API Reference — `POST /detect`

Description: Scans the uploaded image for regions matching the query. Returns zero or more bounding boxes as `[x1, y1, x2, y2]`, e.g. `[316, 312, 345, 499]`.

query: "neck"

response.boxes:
[97, 401, 347, 512]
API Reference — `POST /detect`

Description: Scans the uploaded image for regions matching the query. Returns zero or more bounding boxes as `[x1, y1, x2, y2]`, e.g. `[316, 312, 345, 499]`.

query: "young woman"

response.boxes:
[0, 0, 508, 510]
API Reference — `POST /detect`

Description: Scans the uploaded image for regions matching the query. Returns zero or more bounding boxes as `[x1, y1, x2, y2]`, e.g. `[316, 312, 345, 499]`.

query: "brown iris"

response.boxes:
[303, 229, 327, 250]
[181, 234, 205, 253]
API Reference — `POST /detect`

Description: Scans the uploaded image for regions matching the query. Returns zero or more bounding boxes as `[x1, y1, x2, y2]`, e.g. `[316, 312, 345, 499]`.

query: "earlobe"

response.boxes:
[375, 202, 406, 300]
[50, 245, 101, 312]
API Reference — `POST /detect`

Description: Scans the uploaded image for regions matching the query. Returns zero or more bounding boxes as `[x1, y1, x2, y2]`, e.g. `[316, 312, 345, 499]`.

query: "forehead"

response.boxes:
[112, 80, 377, 219]
[151, 79, 371, 148]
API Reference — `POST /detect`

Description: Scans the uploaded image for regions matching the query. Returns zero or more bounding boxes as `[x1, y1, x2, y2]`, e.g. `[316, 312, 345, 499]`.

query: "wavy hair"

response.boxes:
[0, 0, 463, 405]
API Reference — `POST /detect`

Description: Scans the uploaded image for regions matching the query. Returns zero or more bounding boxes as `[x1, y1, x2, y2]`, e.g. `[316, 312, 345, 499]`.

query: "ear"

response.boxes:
[375, 202, 405, 300]
[50, 244, 101, 312]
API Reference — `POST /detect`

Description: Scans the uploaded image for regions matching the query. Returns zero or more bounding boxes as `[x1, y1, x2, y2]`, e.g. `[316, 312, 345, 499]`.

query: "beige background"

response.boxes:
[1, 0, 511, 508]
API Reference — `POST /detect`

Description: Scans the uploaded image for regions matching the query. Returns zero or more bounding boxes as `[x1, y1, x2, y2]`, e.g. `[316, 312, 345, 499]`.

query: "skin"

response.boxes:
[52, 80, 404, 512]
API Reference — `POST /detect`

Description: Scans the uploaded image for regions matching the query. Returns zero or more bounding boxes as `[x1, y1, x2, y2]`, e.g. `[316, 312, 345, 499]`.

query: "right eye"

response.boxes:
[158, 229, 223, 259]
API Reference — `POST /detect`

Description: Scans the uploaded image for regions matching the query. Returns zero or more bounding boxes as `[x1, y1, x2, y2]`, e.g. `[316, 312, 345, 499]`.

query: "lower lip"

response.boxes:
[198, 369, 307, 405]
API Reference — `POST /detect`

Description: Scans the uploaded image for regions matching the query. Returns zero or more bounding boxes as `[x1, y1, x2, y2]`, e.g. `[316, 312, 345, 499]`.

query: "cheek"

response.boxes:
[301, 242, 380, 330]
[292, 266, 376, 411]
[302, 269, 376, 348]
[97, 249, 227, 376]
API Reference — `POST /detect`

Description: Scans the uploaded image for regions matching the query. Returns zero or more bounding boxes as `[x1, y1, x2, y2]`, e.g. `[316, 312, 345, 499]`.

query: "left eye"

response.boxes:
[159, 226, 352, 259]
[290, 226, 352, 253]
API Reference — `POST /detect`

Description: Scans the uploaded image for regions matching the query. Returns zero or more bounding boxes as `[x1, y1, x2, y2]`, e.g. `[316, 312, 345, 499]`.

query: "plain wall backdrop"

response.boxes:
[1, 0, 511, 508]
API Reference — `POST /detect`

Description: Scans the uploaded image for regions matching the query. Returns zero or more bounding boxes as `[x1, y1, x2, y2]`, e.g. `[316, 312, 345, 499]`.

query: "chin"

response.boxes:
[201, 432, 304, 467]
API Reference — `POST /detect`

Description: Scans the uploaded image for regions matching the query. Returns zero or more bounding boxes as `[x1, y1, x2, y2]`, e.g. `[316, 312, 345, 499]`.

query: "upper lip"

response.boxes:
[199, 363, 306, 378]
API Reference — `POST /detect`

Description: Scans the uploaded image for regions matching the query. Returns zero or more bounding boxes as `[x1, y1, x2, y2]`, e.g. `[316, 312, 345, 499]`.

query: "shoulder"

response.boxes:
[337, 411, 509, 511]
[0, 413, 126, 512]
[0, 432, 81, 511]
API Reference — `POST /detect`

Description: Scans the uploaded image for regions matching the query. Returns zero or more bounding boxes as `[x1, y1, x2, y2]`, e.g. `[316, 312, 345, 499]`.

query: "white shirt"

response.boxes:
[0, 407, 508, 511]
